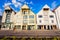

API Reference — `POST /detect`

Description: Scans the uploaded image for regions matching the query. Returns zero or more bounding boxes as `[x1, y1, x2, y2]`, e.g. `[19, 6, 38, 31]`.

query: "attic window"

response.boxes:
[5, 10, 12, 13]
[22, 8, 30, 10]
[43, 8, 49, 11]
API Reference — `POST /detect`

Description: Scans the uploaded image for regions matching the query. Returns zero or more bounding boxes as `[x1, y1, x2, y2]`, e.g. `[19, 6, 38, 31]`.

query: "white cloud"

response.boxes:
[12, 0, 23, 7]
[30, 1, 33, 5]
[13, 2, 22, 7]
[3, 3, 11, 7]
[51, 1, 57, 10]
[24, 1, 33, 5]
[12, 0, 16, 3]
[17, 0, 25, 2]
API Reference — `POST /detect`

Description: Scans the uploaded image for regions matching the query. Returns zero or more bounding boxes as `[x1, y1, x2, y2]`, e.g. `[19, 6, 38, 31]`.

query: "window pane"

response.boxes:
[28, 25, 34, 30]
[23, 11, 28, 14]
[38, 25, 41, 29]
[15, 25, 21, 29]
[50, 15, 54, 18]
[23, 20, 27, 24]
[51, 26, 53, 30]
[47, 25, 50, 30]
[23, 15, 27, 19]
[51, 20, 54, 23]
[5, 10, 12, 13]
[5, 10, 11, 23]
[6, 19, 10, 23]
[44, 25, 46, 29]
[29, 15, 34, 18]
[43, 8, 49, 11]
[39, 20, 42, 23]
[38, 15, 42, 18]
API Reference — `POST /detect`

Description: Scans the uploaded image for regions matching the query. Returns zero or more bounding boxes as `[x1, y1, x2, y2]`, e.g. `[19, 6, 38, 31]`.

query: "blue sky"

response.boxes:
[0, 0, 60, 16]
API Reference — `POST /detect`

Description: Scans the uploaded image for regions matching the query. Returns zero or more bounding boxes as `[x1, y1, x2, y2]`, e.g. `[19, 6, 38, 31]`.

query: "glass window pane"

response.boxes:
[51, 20, 54, 23]
[50, 15, 54, 18]
[38, 25, 41, 29]
[28, 25, 34, 30]
[38, 15, 42, 18]
[29, 15, 34, 18]
[39, 20, 42, 23]
[23, 11, 28, 14]
[23, 15, 27, 19]
[44, 25, 46, 29]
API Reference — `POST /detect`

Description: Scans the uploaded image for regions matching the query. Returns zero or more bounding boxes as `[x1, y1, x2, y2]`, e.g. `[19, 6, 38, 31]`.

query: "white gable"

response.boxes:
[43, 4, 50, 8]
[21, 4, 29, 8]
[37, 4, 50, 15]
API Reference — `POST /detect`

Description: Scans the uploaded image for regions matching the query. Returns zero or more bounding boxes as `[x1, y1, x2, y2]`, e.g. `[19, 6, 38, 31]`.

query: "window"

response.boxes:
[50, 15, 54, 18]
[23, 20, 27, 24]
[23, 11, 28, 14]
[5, 19, 10, 23]
[15, 25, 21, 29]
[5, 15, 10, 23]
[51, 25, 53, 30]
[23, 11, 25, 14]
[38, 25, 41, 29]
[29, 20, 34, 23]
[22, 9, 30, 15]
[3, 26, 5, 28]
[5, 10, 12, 23]
[23, 15, 27, 19]
[29, 15, 34, 18]
[43, 8, 49, 11]
[6, 19, 10, 22]
[5, 24, 10, 28]
[38, 15, 42, 18]
[47, 25, 50, 30]
[22, 25, 26, 30]
[39, 20, 42, 23]
[51, 20, 54, 23]
[5, 10, 12, 13]
[28, 25, 34, 30]
[44, 25, 46, 29]
[6, 17, 10, 23]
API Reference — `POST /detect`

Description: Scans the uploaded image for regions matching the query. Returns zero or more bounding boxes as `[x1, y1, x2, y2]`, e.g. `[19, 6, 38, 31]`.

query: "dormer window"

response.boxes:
[23, 11, 27, 14]
[43, 8, 49, 11]
[22, 8, 30, 15]
[5, 9, 12, 13]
